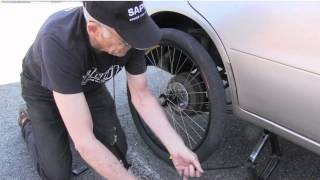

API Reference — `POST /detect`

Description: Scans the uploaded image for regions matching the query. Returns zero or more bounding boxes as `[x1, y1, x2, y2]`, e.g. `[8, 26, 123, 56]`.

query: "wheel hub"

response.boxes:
[166, 82, 189, 109]
[158, 81, 189, 108]
[158, 72, 208, 114]
[158, 73, 191, 110]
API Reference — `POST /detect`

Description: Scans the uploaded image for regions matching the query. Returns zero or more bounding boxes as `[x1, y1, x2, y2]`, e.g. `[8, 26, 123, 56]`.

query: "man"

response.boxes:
[18, 1, 203, 180]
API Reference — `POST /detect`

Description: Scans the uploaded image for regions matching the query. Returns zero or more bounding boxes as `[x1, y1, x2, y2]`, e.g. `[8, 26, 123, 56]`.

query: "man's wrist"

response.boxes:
[167, 140, 186, 155]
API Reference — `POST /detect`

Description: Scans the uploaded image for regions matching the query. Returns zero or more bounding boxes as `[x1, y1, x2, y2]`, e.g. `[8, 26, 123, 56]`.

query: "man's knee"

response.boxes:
[37, 160, 72, 180]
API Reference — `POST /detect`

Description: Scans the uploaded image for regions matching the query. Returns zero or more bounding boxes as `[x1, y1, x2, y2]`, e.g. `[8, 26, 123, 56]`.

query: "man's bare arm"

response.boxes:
[53, 91, 135, 180]
[127, 72, 186, 154]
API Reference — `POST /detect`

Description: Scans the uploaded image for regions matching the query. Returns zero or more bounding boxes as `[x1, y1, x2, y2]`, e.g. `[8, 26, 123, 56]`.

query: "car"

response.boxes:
[127, 1, 320, 167]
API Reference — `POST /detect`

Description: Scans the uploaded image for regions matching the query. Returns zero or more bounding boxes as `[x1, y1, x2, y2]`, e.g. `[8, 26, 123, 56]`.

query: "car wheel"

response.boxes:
[128, 28, 227, 163]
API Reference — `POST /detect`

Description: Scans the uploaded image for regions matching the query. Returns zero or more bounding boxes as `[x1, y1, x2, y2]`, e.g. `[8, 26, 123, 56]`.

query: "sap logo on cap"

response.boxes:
[128, 4, 144, 17]
[128, 4, 146, 22]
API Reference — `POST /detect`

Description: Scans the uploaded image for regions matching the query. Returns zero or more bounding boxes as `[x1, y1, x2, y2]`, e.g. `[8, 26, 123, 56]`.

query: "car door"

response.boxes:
[189, 1, 320, 142]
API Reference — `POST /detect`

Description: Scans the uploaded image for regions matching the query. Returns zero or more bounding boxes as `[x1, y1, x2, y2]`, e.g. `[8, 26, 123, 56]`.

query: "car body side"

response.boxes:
[144, 1, 320, 155]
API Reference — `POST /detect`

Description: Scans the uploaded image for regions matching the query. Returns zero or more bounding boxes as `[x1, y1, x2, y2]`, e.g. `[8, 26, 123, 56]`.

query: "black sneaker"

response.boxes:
[17, 105, 30, 128]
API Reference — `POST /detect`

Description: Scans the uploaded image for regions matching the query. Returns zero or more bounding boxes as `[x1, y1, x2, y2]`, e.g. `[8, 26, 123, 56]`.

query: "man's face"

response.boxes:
[87, 22, 132, 57]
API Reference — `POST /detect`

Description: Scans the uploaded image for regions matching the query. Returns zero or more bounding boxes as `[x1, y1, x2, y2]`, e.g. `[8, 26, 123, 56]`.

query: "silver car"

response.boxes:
[127, 1, 320, 167]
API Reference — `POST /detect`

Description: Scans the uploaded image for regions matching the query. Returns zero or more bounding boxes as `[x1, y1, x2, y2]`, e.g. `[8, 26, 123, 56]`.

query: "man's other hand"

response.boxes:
[171, 146, 204, 179]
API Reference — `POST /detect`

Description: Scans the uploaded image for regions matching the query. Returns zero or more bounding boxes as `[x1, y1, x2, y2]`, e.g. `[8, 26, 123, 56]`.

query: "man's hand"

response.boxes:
[171, 146, 204, 180]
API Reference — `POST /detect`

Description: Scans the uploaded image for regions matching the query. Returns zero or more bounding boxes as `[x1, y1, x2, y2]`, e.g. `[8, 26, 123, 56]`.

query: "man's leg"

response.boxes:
[85, 85, 129, 168]
[21, 76, 72, 180]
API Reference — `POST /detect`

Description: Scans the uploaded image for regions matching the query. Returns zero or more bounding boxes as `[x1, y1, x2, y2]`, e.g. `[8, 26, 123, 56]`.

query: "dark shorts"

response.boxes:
[20, 74, 128, 180]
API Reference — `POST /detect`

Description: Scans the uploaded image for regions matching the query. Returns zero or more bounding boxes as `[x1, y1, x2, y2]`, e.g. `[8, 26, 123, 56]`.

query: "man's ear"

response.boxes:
[87, 21, 99, 38]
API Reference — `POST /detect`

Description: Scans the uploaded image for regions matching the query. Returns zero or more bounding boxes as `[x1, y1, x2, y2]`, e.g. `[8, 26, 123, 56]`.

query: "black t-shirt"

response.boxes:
[22, 7, 146, 94]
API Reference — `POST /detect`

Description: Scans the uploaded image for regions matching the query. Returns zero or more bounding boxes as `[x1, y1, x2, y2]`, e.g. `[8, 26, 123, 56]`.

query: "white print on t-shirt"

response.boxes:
[81, 65, 121, 85]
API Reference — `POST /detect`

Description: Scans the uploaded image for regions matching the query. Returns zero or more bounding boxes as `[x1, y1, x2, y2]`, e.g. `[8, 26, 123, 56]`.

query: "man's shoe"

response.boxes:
[17, 105, 30, 128]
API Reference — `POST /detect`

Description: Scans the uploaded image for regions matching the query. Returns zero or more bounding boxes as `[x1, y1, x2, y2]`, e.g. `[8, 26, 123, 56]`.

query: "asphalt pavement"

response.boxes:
[1, 69, 320, 180]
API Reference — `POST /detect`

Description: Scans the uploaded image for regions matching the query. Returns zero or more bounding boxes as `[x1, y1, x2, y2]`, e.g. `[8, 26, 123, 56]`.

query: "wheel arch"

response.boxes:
[151, 11, 225, 68]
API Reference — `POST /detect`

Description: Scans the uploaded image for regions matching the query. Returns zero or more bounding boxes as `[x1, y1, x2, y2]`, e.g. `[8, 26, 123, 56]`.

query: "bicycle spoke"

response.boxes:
[174, 50, 183, 75]
[169, 94, 209, 124]
[182, 108, 209, 124]
[177, 107, 203, 140]
[155, 46, 161, 65]
[166, 105, 197, 146]
[183, 64, 196, 84]
[166, 98, 206, 132]
[176, 105, 193, 148]
[181, 108, 209, 114]
[150, 49, 157, 66]
[168, 46, 174, 74]
[184, 71, 201, 86]
[175, 56, 189, 75]
[149, 50, 167, 95]
[185, 81, 206, 90]
[167, 91, 208, 96]
[160, 46, 163, 70]
[188, 101, 209, 105]
[167, 101, 205, 147]
[146, 52, 157, 67]
[164, 106, 178, 133]
[172, 47, 176, 74]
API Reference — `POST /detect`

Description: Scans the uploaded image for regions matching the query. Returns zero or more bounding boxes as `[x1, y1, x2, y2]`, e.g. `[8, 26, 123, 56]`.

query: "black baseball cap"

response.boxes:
[83, 1, 162, 49]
